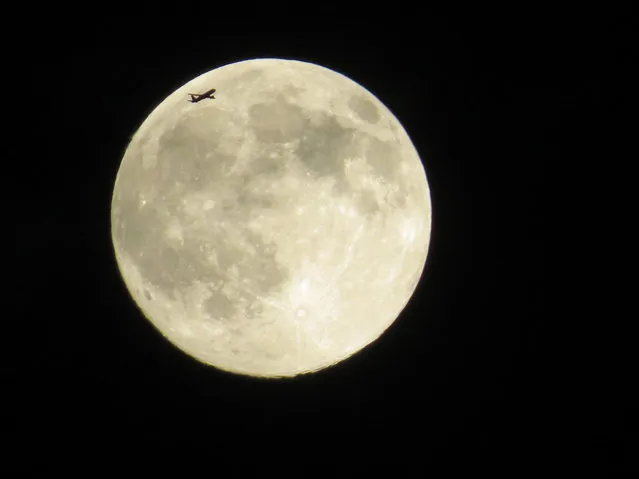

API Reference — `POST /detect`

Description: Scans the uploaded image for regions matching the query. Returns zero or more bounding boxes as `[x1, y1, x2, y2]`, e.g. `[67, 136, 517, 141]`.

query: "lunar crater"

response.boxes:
[248, 97, 306, 143]
[348, 94, 380, 123]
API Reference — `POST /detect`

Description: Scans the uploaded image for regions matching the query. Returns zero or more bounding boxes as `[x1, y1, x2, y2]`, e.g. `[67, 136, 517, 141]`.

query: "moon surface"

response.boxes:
[111, 58, 432, 378]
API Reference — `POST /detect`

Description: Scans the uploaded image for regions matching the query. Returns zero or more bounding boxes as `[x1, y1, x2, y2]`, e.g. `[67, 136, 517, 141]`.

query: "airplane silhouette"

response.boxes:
[188, 88, 216, 103]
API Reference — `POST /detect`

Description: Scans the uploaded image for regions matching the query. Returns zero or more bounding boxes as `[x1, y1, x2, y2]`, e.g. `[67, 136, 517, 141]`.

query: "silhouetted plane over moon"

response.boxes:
[188, 88, 216, 103]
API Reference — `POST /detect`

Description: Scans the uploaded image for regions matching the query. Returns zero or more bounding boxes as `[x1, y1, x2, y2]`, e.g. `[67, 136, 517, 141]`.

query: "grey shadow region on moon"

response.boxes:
[111, 58, 432, 377]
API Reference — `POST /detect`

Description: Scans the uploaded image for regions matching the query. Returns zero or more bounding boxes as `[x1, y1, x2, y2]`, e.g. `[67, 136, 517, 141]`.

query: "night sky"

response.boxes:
[11, 11, 627, 471]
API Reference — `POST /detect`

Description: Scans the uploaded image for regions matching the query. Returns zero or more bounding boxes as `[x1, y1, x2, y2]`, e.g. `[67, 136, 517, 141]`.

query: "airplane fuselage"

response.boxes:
[188, 88, 216, 103]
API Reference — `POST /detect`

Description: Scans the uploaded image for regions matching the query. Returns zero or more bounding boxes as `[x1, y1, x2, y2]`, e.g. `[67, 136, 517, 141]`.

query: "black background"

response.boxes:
[10, 10, 630, 471]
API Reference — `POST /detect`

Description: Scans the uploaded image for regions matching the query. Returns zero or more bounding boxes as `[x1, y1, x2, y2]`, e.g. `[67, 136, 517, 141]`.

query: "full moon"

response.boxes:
[111, 58, 432, 378]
